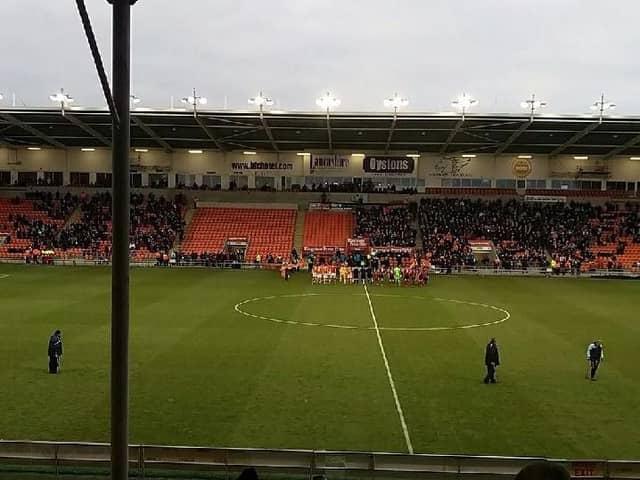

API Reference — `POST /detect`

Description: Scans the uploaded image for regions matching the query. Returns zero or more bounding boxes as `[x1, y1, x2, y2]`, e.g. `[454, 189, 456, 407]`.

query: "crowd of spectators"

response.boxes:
[27, 191, 79, 220]
[417, 198, 636, 270]
[130, 193, 185, 254]
[355, 205, 417, 247]
[3, 191, 185, 259]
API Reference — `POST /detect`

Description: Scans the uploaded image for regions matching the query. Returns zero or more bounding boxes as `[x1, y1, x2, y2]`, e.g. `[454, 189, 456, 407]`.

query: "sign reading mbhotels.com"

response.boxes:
[363, 156, 415, 174]
[231, 161, 294, 171]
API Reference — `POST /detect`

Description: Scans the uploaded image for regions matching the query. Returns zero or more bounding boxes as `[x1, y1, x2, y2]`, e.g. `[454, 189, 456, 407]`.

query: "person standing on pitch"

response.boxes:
[586, 340, 604, 381]
[484, 338, 500, 384]
[48, 330, 63, 374]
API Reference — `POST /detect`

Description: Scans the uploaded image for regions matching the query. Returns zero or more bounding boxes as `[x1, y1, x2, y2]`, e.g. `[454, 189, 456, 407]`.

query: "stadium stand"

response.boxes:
[303, 210, 355, 250]
[0, 192, 185, 261]
[418, 198, 640, 270]
[180, 206, 296, 260]
[0, 194, 73, 259]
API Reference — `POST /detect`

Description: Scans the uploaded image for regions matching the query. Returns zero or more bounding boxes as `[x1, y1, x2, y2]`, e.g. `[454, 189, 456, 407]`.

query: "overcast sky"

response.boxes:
[1, 0, 638, 114]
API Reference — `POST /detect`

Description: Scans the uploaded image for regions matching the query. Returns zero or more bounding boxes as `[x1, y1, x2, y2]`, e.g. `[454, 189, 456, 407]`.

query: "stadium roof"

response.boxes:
[2, 108, 640, 158]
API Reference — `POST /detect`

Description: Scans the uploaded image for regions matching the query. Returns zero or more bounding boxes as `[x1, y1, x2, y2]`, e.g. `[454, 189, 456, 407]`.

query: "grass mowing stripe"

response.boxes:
[363, 283, 414, 454]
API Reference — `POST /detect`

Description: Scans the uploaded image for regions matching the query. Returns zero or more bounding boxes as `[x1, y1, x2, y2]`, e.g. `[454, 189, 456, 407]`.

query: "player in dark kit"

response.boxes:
[484, 338, 500, 384]
[48, 330, 63, 374]
[586, 340, 604, 380]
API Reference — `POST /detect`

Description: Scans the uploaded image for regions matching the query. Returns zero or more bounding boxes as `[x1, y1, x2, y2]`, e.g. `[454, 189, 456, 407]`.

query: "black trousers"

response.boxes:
[49, 355, 59, 374]
[484, 363, 496, 383]
[590, 359, 600, 379]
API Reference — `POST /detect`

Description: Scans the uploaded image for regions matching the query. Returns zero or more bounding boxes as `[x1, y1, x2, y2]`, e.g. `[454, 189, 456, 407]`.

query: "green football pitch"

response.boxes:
[1, 264, 639, 459]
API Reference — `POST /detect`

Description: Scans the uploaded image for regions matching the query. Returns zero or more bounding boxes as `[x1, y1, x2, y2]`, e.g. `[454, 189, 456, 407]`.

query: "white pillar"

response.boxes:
[141, 172, 149, 187]
[89, 172, 97, 185]
[10, 170, 18, 185]
[247, 173, 256, 190]
[221, 175, 230, 190]
[195, 174, 203, 186]
[168, 172, 176, 188]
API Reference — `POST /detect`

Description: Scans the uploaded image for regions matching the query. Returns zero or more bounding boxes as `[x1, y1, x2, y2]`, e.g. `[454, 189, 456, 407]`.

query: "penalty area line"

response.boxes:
[363, 283, 414, 454]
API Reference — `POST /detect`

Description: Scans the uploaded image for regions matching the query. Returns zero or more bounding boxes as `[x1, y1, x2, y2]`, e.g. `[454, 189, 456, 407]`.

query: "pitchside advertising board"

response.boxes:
[363, 156, 415, 174]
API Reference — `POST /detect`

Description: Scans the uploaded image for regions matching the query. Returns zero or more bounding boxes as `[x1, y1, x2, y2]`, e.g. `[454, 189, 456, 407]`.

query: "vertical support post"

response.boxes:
[111, 1, 131, 480]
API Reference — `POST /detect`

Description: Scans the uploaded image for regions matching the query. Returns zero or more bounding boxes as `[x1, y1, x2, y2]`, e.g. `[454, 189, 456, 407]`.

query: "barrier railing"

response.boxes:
[1, 258, 638, 277]
[1, 441, 640, 480]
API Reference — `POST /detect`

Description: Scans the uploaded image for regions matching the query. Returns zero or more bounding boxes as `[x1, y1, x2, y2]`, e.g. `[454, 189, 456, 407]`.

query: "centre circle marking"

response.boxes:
[234, 293, 510, 331]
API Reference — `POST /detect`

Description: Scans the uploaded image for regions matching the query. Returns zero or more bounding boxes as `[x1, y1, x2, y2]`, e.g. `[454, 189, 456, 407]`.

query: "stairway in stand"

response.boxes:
[293, 209, 305, 254]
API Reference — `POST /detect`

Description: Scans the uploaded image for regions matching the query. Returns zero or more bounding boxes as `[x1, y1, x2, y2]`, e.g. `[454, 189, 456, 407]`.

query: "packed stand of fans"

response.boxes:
[418, 198, 640, 271]
[1, 192, 185, 262]
[355, 205, 417, 247]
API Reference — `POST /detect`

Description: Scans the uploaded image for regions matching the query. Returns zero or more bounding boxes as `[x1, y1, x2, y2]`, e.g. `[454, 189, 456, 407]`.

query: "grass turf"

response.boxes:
[0, 264, 639, 459]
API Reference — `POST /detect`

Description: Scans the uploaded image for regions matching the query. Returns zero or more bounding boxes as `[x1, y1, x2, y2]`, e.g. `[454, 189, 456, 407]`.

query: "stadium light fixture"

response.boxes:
[351, 153, 365, 157]
[134, 148, 149, 153]
[188, 149, 203, 154]
[27, 147, 41, 151]
[629, 157, 640, 161]
[462, 153, 477, 158]
[316, 91, 341, 111]
[574, 155, 589, 160]
[81, 148, 96, 152]
[248, 90, 274, 113]
[451, 93, 477, 121]
[521, 93, 547, 121]
[181, 88, 208, 116]
[296, 152, 310, 156]
[384, 93, 409, 113]
[517, 155, 533, 159]
[243, 151, 257, 155]
[406, 153, 420, 158]
[50, 88, 74, 116]
[590, 93, 616, 124]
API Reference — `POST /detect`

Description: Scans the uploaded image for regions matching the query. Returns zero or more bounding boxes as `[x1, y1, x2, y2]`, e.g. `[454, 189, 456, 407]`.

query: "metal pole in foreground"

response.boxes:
[110, 1, 133, 479]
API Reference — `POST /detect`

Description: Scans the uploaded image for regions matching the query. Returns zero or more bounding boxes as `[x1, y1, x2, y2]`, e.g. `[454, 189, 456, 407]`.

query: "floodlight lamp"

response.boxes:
[248, 91, 274, 107]
[50, 89, 74, 105]
[384, 93, 409, 110]
[451, 93, 477, 110]
[316, 92, 341, 110]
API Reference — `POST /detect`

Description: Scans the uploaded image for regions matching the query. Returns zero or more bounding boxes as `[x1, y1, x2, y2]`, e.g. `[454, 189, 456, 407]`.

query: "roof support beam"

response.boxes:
[132, 116, 173, 152]
[384, 114, 398, 153]
[494, 121, 530, 155]
[65, 114, 112, 147]
[603, 132, 640, 159]
[439, 119, 463, 154]
[0, 113, 66, 148]
[259, 112, 279, 152]
[548, 122, 599, 158]
[194, 115, 224, 151]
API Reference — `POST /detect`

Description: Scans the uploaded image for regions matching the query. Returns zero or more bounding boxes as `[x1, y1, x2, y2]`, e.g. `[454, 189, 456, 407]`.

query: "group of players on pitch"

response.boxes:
[483, 338, 605, 383]
[311, 262, 431, 286]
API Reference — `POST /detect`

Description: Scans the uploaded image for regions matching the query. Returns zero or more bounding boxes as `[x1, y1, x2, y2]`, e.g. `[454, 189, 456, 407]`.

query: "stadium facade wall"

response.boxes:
[1, 147, 640, 189]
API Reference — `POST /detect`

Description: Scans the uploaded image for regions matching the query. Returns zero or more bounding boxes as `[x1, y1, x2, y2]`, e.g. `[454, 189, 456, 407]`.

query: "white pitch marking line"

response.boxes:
[0, 274, 10, 279]
[234, 294, 511, 331]
[363, 283, 414, 454]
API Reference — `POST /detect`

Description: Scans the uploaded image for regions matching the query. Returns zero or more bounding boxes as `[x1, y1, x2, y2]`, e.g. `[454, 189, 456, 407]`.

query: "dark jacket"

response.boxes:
[485, 342, 500, 366]
[48, 334, 63, 357]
